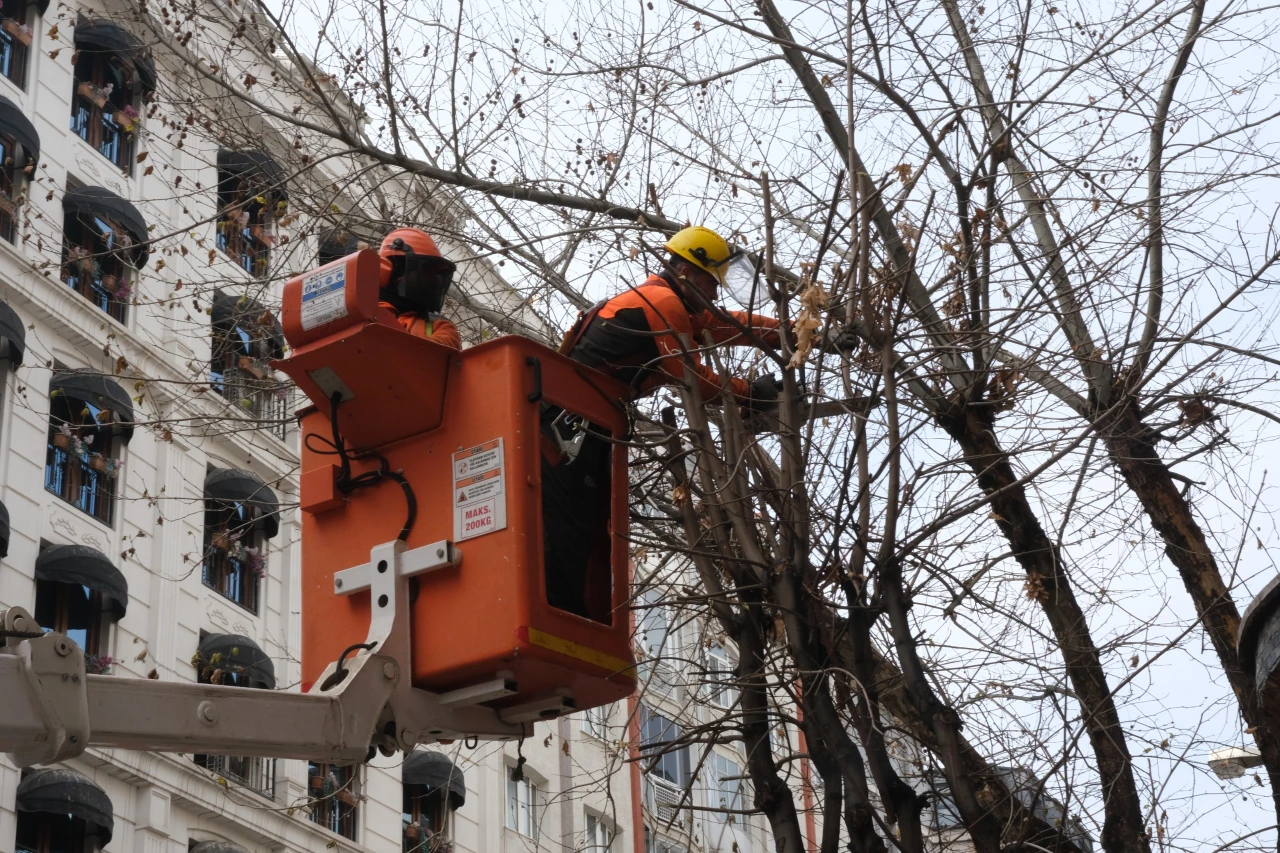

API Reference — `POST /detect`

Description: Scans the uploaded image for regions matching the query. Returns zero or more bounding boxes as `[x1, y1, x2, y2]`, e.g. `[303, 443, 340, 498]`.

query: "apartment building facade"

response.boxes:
[0, 2, 784, 853]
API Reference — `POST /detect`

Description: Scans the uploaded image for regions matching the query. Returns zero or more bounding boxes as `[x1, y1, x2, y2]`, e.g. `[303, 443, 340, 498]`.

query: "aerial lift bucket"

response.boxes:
[276, 250, 637, 723]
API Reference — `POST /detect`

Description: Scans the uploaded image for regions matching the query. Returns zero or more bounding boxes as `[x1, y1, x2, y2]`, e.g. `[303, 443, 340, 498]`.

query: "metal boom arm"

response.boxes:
[0, 540, 530, 768]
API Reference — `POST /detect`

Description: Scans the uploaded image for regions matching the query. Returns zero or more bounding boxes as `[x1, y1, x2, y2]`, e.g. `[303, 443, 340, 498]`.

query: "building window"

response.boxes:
[33, 578, 106, 656]
[506, 773, 539, 839]
[61, 209, 131, 322]
[309, 762, 359, 840]
[201, 468, 279, 614]
[637, 587, 675, 659]
[583, 703, 612, 740]
[707, 753, 742, 825]
[190, 632, 277, 798]
[45, 389, 121, 525]
[768, 713, 788, 759]
[644, 828, 688, 853]
[32, 544, 127, 673]
[191, 753, 276, 800]
[15, 812, 98, 853]
[216, 152, 287, 279]
[640, 707, 691, 788]
[403, 750, 465, 853]
[0, 0, 31, 89]
[317, 227, 358, 266]
[585, 813, 613, 852]
[0, 121, 35, 244]
[0, 133, 17, 242]
[403, 784, 448, 852]
[70, 44, 138, 170]
[210, 293, 287, 436]
[202, 498, 263, 613]
[705, 643, 737, 709]
[15, 769, 113, 853]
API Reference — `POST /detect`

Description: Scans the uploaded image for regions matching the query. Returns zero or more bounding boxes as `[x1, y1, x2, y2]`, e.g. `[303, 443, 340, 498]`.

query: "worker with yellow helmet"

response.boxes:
[541, 226, 786, 617]
[558, 225, 785, 406]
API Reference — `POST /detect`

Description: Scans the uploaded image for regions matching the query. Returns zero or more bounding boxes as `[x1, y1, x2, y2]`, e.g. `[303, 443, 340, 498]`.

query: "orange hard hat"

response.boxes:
[379, 228, 444, 259]
[378, 227, 457, 315]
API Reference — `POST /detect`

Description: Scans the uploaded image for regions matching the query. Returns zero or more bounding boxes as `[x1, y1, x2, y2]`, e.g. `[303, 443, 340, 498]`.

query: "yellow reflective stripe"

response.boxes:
[523, 627, 633, 674]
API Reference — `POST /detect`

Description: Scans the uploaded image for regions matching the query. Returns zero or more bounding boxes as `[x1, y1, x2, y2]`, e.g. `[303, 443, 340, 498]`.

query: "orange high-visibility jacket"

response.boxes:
[565, 274, 781, 403]
[380, 303, 463, 351]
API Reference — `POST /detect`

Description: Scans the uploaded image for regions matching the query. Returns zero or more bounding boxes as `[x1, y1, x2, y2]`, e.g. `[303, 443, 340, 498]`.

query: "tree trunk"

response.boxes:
[936, 398, 1152, 853]
[1098, 391, 1280, 820]
[820, 609, 1091, 853]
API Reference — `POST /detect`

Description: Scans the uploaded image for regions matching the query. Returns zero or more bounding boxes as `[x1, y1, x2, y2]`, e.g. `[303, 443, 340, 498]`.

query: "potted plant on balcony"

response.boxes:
[53, 423, 93, 457]
[64, 245, 95, 278]
[88, 454, 121, 477]
[237, 355, 266, 380]
[52, 423, 72, 450]
[2, 19, 32, 45]
[99, 274, 131, 300]
[110, 279, 131, 301]
[210, 527, 234, 552]
[111, 104, 140, 134]
[77, 81, 113, 108]
[83, 654, 118, 675]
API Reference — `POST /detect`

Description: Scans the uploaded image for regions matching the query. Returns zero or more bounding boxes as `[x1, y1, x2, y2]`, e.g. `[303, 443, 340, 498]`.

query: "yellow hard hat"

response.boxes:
[665, 226, 733, 284]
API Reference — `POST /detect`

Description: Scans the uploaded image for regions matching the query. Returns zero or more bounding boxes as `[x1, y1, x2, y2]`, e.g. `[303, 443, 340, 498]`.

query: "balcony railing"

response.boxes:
[63, 271, 128, 322]
[202, 544, 260, 614]
[643, 776, 687, 826]
[0, 25, 28, 85]
[403, 820, 452, 853]
[45, 442, 116, 525]
[71, 104, 131, 170]
[639, 660, 682, 702]
[212, 365, 290, 440]
[193, 753, 276, 800]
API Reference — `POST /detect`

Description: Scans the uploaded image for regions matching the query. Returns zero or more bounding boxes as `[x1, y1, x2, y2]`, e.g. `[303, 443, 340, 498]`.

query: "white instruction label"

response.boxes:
[300, 265, 347, 331]
[453, 438, 507, 541]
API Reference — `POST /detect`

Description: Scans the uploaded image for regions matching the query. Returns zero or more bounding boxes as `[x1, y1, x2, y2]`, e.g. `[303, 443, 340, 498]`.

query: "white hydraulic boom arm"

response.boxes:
[0, 539, 538, 768]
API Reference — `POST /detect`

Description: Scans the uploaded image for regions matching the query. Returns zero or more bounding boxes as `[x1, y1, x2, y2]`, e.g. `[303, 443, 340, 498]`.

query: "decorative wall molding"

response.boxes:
[73, 150, 103, 184]
[48, 505, 110, 552]
[207, 605, 229, 629]
[51, 513, 77, 541]
[207, 602, 254, 635]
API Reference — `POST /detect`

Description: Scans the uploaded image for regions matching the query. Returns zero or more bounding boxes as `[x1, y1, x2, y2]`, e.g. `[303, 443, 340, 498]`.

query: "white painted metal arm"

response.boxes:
[0, 632, 388, 767]
[0, 540, 529, 769]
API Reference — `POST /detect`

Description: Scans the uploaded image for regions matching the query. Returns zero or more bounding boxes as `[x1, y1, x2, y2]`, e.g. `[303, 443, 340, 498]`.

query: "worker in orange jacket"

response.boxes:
[377, 228, 462, 350]
[543, 225, 786, 619]
[560, 225, 784, 406]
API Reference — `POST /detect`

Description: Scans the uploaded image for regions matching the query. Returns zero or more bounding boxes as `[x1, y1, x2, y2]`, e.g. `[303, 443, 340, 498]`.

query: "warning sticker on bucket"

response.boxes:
[300, 265, 348, 331]
[453, 439, 507, 541]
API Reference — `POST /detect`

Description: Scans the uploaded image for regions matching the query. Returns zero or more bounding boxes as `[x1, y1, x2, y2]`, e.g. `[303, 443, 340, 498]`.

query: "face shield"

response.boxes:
[381, 252, 456, 314]
[722, 252, 762, 311]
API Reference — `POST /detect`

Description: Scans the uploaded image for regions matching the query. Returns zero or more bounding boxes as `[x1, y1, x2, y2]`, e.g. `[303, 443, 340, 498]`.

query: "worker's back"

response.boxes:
[566, 276, 689, 397]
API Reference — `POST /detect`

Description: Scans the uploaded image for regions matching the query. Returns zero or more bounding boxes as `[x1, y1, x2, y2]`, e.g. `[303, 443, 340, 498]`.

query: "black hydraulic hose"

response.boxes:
[385, 470, 418, 542]
[304, 392, 418, 541]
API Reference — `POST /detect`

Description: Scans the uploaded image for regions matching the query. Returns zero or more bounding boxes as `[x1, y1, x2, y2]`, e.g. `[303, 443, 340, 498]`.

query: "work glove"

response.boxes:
[743, 374, 782, 414]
